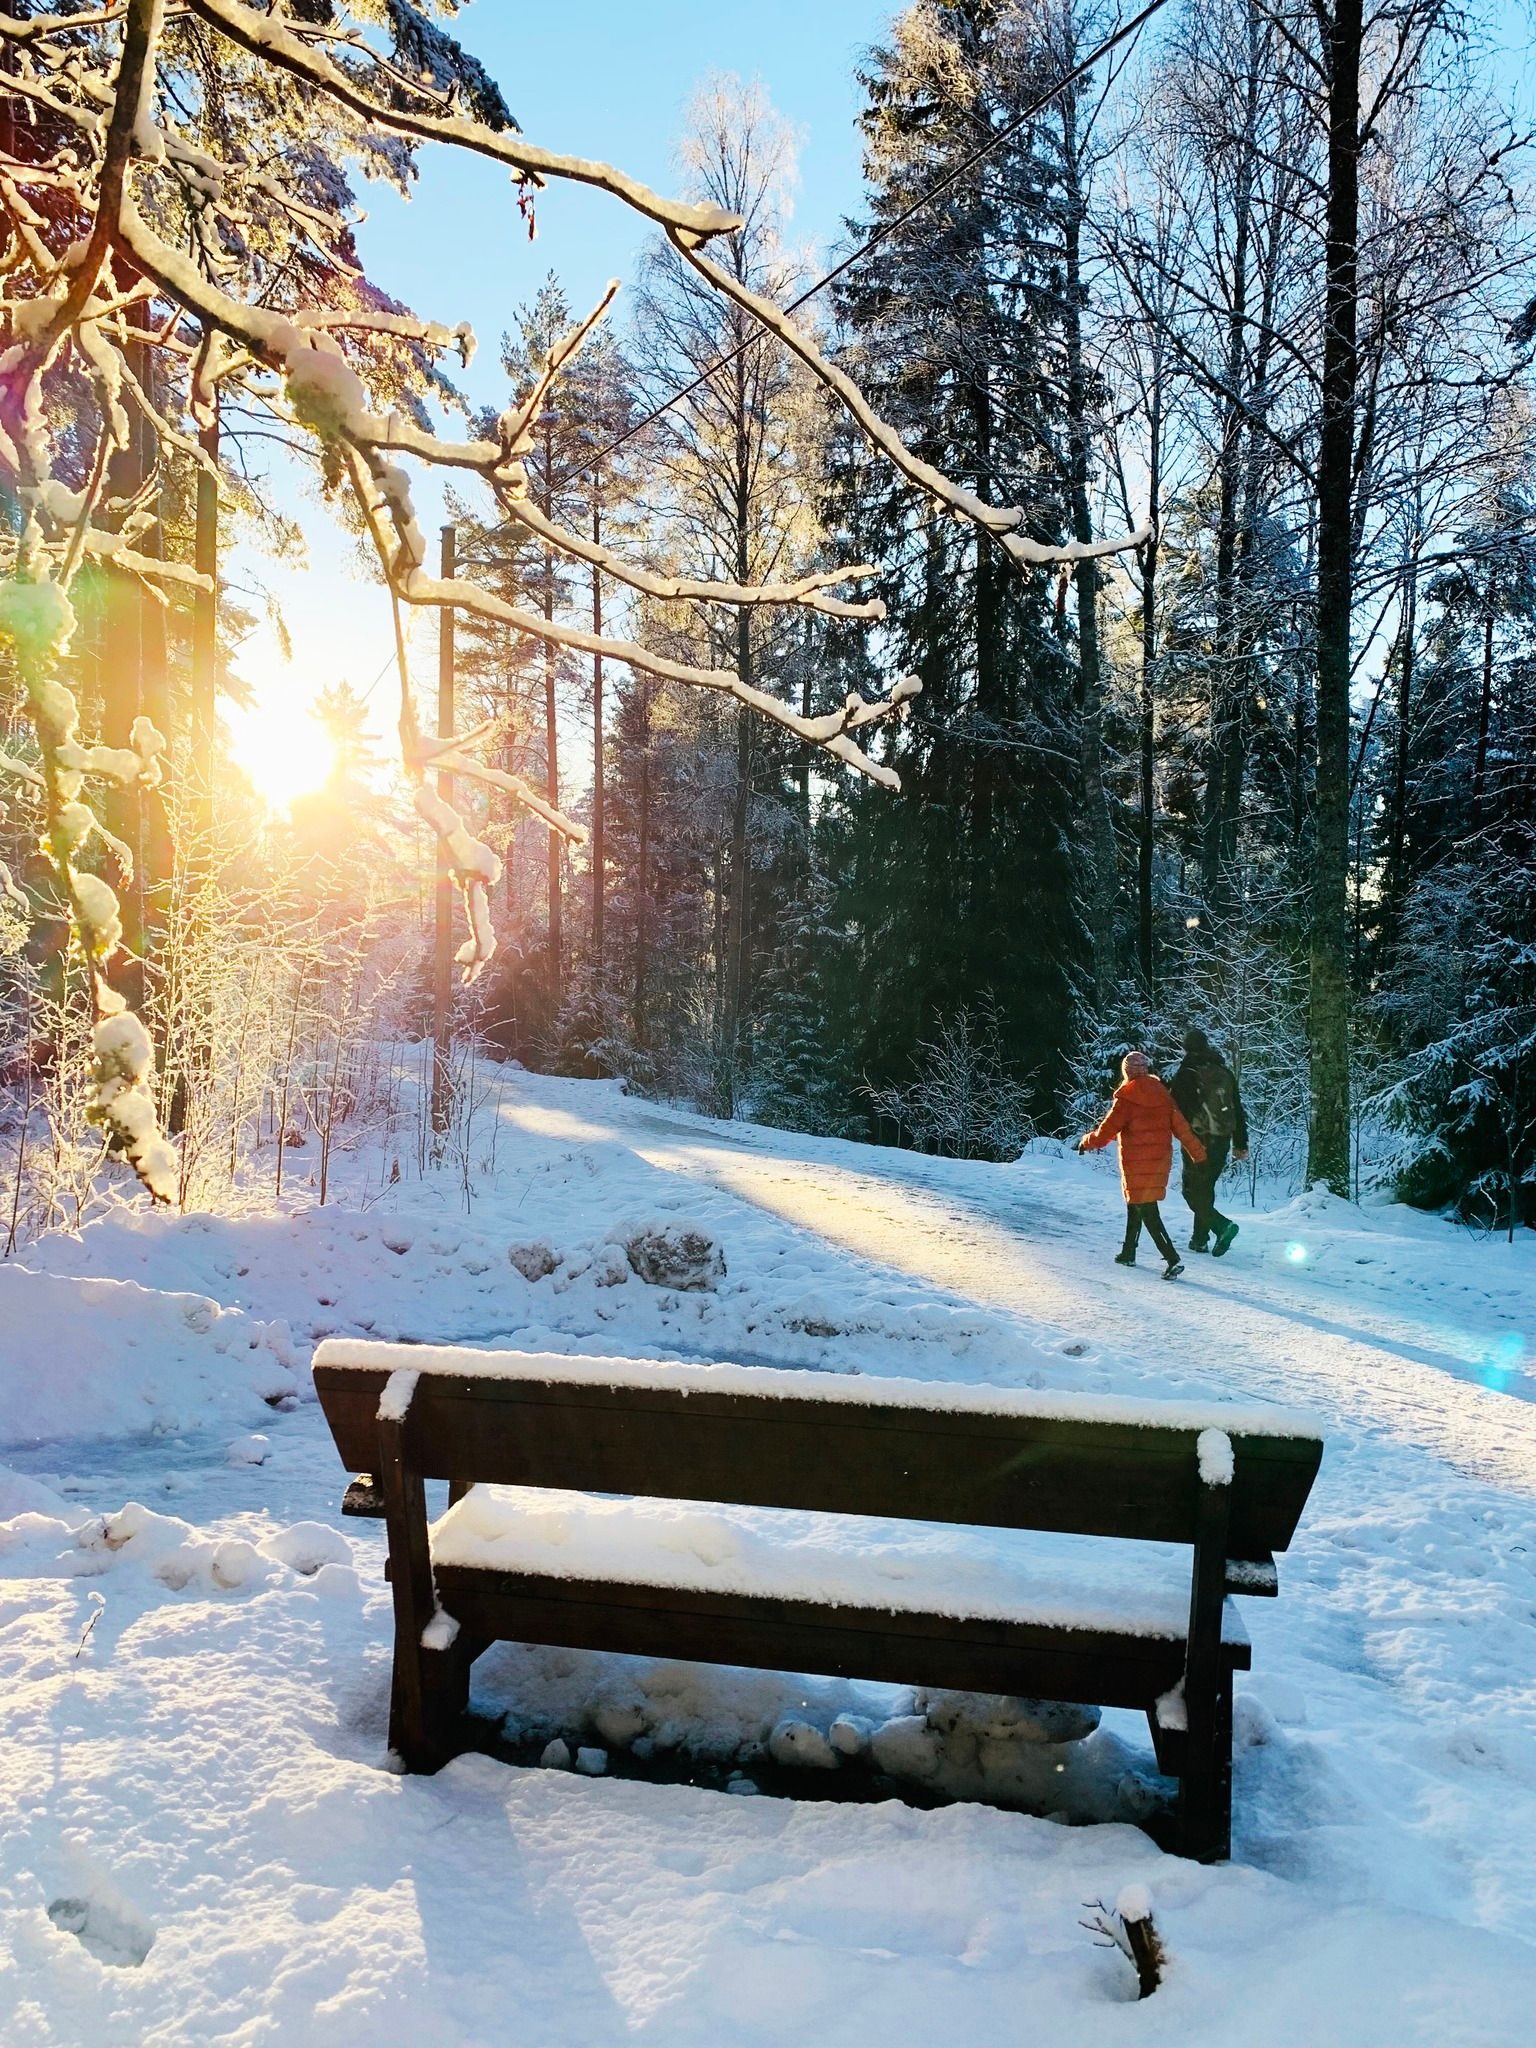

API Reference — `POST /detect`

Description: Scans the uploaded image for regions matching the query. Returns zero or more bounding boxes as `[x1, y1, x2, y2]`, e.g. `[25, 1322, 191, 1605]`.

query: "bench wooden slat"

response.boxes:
[432, 1564, 1252, 1706]
[314, 1365, 1321, 1558]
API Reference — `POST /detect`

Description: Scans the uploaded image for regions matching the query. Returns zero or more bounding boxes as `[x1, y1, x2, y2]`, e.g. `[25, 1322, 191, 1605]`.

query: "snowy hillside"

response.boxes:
[3, 1072, 1535, 2045]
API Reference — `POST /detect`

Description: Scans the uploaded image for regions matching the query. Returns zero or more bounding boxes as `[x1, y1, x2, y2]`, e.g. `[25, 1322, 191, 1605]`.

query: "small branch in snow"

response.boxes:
[1080, 1886, 1166, 1998]
[73, 1591, 106, 1660]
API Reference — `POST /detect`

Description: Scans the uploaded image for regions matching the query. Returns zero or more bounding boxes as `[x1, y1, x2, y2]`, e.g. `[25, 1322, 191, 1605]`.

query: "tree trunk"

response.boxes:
[1308, 0, 1362, 1197]
[430, 523, 455, 1136]
[590, 500, 606, 981]
[191, 399, 219, 852]
[541, 414, 562, 1008]
[1472, 575, 1495, 831]
[1202, 6, 1260, 925]
[1061, 82, 1118, 999]
[1382, 553, 1417, 950]
[1137, 370, 1163, 985]
[99, 335, 172, 1021]
[633, 686, 651, 1049]
[722, 385, 753, 1112]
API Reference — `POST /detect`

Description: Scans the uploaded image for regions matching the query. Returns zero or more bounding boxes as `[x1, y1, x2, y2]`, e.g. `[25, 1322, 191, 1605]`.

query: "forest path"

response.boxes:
[610, 1106, 1536, 1497]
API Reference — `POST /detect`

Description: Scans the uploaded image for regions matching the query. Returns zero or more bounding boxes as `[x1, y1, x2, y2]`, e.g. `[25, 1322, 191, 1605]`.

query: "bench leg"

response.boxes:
[1178, 1670, 1233, 1863]
[390, 1625, 482, 1773]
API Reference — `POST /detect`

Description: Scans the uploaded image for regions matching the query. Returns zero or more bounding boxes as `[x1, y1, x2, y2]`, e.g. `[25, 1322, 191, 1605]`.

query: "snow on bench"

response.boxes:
[314, 1337, 1322, 1439]
[430, 1482, 1252, 1646]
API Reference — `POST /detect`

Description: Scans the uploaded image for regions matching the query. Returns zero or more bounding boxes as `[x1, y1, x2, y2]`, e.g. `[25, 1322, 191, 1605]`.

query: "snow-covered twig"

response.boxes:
[1080, 1887, 1166, 1998]
[500, 281, 622, 454]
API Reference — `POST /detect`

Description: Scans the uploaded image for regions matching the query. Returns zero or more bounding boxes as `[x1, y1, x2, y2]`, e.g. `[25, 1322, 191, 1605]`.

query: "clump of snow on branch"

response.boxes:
[413, 783, 503, 982]
[88, 1014, 179, 1207]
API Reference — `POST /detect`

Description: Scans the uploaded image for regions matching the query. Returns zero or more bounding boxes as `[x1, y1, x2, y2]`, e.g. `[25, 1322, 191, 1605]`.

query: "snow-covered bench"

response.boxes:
[312, 1341, 1324, 1862]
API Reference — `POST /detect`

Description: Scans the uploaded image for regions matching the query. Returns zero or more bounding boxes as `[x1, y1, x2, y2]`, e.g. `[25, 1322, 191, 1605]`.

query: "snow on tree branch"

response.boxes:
[666, 231, 1152, 571]
[184, 0, 744, 243]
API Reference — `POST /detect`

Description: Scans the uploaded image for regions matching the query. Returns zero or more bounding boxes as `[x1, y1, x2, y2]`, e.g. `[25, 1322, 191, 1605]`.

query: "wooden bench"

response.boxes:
[312, 1340, 1323, 1863]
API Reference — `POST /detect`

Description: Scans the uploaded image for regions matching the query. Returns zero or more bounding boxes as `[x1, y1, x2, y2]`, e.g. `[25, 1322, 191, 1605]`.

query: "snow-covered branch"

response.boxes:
[184, 0, 743, 243]
[666, 231, 1151, 570]
[503, 495, 885, 621]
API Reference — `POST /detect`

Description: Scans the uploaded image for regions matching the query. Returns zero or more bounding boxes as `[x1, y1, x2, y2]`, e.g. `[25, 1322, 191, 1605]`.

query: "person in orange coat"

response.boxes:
[1076, 1050, 1207, 1278]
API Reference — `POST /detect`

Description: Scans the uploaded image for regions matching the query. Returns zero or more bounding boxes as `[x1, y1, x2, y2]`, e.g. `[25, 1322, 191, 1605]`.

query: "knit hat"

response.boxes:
[1184, 1026, 1212, 1056]
[1122, 1050, 1150, 1079]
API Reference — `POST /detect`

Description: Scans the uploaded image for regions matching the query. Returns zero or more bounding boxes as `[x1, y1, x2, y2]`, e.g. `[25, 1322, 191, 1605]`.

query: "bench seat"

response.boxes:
[431, 1483, 1252, 1651]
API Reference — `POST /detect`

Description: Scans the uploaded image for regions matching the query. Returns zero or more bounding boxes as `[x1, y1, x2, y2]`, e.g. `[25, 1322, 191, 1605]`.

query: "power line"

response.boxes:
[557, 0, 1172, 488]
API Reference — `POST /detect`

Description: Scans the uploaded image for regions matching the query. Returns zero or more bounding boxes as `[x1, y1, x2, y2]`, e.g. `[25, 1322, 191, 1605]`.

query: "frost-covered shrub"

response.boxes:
[1371, 849, 1536, 1231]
[864, 1003, 1035, 1160]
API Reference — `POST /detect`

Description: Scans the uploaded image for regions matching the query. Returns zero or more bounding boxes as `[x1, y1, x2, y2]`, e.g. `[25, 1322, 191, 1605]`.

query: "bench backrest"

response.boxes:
[313, 1343, 1323, 1560]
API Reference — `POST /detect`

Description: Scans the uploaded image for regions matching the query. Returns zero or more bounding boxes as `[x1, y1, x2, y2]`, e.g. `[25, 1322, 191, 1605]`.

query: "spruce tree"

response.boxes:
[827, 0, 1084, 1119]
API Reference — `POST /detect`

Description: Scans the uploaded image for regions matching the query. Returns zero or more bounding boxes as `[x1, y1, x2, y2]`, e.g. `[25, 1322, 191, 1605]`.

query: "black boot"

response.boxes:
[1114, 1247, 1136, 1267]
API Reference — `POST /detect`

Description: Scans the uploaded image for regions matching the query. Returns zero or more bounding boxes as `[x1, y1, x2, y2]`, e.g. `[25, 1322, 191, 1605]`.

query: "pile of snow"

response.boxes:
[0, 1267, 299, 1447]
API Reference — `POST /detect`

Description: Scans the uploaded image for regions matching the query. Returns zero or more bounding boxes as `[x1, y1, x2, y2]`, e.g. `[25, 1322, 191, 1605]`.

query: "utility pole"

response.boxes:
[430, 522, 455, 1138]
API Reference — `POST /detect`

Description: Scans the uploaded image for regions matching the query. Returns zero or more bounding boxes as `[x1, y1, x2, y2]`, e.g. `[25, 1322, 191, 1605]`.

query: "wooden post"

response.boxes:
[378, 1384, 475, 1771]
[192, 403, 219, 852]
[430, 523, 455, 1138]
[378, 1400, 436, 1769]
[1180, 1464, 1234, 1862]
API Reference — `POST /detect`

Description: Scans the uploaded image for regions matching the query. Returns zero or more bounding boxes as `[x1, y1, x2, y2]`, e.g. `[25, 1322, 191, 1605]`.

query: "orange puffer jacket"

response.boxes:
[1082, 1074, 1206, 1203]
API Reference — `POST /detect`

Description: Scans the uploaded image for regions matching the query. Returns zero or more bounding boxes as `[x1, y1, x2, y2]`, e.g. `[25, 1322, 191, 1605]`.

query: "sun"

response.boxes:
[226, 696, 337, 812]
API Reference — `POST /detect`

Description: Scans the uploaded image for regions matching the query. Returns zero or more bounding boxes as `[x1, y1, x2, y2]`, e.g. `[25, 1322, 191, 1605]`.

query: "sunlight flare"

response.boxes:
[226, 699, 337, 812]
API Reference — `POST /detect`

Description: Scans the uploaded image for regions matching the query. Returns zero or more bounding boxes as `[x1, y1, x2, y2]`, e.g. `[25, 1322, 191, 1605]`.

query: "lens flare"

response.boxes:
[1285, 1242, 1308, 1265]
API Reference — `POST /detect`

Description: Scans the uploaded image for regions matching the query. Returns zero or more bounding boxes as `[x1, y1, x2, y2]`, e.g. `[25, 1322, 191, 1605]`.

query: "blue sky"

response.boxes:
[228, 0, 897, 791]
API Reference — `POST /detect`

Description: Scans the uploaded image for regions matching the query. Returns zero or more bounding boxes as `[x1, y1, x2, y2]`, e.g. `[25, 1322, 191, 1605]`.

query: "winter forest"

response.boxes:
[5, 5, 1536, 2045]
[3, 0, 1534, 1232]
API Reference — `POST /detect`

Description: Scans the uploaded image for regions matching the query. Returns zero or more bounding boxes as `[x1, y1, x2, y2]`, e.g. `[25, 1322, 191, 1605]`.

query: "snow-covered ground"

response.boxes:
[3, 1070, 1535, 2044]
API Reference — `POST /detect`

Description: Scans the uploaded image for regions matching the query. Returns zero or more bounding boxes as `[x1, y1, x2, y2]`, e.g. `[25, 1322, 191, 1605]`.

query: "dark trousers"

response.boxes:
[1123, 1201, 1178, 1262]
[1182, 1137, 1232, 1247]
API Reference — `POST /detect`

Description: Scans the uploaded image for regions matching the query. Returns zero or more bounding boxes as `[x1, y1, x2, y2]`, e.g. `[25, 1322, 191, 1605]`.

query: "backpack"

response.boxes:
[1193, 1061, 1238, 1141]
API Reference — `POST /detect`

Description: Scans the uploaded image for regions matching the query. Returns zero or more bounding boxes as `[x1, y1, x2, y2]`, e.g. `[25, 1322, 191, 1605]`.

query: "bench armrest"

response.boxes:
[342, 1473, 387, 1519]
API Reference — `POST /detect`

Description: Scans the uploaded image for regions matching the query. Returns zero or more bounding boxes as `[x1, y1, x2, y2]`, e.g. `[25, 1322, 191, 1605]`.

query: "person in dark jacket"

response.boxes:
[1169, 1027, 1249, 1256]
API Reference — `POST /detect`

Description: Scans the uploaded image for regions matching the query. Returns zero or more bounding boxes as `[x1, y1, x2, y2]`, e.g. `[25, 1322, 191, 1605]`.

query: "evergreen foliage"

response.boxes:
[823, 0, 1085, 1121]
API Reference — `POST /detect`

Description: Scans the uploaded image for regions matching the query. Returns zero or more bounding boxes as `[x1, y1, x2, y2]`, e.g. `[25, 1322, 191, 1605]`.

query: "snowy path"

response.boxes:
[617, 1113, 1536, 1494]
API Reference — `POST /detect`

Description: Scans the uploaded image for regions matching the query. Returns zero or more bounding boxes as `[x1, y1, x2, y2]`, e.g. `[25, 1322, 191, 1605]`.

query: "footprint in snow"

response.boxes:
[47, 1891, 155, 1968]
